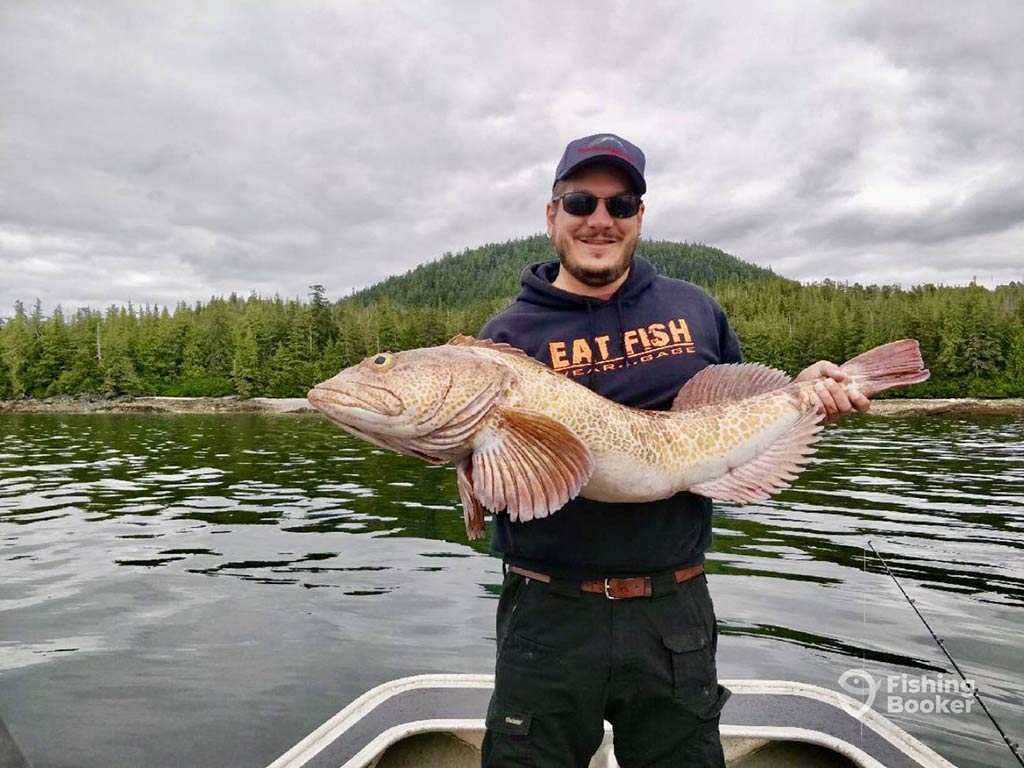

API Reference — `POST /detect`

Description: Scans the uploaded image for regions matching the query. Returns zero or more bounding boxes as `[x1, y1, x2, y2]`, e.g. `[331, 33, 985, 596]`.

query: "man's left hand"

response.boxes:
[795, 361, 870, 423]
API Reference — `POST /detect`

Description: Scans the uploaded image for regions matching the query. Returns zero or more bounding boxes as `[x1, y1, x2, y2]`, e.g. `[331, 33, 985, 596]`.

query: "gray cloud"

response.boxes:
[800, 175, 1024, 247]
[1, 0, 1022, 316]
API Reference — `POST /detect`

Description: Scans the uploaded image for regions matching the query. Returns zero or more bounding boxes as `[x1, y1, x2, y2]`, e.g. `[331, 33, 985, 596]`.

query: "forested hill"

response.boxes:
[349, 234, 784, 307]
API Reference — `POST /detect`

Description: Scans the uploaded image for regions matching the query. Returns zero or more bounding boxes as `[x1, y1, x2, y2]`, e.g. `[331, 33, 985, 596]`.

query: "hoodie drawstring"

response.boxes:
[614, 292, 627, 375]
[584, 293, 627, 391]
[584, 298, 596, 390]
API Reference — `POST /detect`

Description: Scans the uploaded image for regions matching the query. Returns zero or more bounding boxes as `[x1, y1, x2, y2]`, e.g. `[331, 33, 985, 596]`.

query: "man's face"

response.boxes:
[546, 164, 644, 293]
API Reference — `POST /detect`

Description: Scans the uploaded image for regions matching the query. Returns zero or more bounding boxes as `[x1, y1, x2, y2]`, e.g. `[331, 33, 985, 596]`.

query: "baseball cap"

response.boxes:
[553, 133, 646, 194]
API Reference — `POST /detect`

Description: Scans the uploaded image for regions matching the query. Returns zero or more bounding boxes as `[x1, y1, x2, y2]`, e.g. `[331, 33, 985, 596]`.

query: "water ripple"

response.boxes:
[0, 412, 1020, 768]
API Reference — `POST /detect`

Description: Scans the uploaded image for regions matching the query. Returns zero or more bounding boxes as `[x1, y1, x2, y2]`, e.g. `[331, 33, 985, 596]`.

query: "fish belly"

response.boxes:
[580, 454, 682, 503]
[580, 404, 801, 504]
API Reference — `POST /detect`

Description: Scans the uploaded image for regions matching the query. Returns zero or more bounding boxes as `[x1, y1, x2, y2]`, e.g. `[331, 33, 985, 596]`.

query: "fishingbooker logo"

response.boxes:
[837, 669, 975, 719]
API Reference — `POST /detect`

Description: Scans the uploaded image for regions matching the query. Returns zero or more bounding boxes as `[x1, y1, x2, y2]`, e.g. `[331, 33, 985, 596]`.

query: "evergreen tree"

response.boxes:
[308, 284, 336, 354]
[35, 306, 71, 396]
[375, 298, 401, 352]
[231, 319, 262, 398]
[0, 302, 33, 396]
[204, 300, 235, 380]
[56, 309, 103, 394]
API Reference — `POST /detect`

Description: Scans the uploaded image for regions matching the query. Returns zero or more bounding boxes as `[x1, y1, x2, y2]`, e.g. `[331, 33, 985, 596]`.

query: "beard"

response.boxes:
[553, 233, 639, 288]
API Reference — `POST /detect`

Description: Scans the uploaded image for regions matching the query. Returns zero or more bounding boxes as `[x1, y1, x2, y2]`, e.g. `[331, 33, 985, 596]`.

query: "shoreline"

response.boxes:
[1, 395, 1023, 417]
[0, 396, 315, 415]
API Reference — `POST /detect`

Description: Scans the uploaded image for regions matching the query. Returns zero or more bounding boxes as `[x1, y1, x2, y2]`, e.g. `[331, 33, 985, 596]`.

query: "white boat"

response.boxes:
[0, 716, 31, 768]
[268, 674, 956, 768]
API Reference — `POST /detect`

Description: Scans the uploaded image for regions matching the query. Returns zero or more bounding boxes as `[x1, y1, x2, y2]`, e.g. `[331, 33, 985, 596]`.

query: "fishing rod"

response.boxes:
[868, 541, 1024, 767]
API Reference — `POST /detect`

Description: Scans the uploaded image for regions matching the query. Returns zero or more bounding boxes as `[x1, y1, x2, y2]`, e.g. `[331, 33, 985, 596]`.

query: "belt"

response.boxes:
[507, 564, 704, 600]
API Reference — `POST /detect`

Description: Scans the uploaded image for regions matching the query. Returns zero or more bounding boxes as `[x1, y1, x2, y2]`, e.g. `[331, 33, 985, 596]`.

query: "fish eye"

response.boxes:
[370, 353, 395, 370]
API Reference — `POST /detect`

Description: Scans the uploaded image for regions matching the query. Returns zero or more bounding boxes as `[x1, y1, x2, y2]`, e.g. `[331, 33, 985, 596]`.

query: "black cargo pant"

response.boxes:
[481, 569, 729, 768]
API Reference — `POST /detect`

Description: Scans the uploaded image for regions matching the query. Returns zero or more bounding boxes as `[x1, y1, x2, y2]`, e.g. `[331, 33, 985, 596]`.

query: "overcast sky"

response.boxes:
[2, 1, 1022, 315]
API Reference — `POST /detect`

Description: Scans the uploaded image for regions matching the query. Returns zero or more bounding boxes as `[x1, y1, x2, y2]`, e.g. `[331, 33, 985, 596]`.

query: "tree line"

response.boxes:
[0, 287, 508, 399]
[1, 238, 1021, 400]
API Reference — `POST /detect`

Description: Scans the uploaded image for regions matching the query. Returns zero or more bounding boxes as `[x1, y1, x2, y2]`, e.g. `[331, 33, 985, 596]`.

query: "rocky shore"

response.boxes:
[1, 395, 1022, 417]
[0, 395, 314, 415]
[867, 398, 1024, 417]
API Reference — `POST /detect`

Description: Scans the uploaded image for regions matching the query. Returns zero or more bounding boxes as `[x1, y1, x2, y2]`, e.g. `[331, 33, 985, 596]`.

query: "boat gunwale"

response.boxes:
[266, 674, 956, 768]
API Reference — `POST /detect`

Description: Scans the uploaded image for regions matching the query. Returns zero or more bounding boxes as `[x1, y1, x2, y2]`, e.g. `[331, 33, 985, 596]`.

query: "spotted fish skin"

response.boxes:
[307, 336, 929, 540]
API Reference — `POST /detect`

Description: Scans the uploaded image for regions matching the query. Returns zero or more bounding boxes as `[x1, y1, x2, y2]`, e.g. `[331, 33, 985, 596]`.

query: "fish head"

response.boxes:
[307, 346, 510, 462]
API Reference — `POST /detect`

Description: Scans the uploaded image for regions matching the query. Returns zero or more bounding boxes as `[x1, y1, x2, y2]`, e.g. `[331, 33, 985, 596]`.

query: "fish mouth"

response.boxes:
[307, 385, 445, 464]
[307, 383, 403, 419]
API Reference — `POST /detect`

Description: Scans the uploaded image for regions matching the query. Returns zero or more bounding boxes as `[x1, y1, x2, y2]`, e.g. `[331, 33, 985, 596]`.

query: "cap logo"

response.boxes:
[577, 144, 636, 164]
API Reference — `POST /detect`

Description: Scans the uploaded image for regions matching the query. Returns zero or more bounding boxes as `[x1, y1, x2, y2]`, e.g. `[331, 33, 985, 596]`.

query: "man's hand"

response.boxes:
[795, 361, 870, 423]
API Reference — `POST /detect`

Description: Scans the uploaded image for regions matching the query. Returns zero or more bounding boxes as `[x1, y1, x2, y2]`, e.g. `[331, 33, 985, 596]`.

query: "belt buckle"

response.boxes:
[603, 577, 618, 600]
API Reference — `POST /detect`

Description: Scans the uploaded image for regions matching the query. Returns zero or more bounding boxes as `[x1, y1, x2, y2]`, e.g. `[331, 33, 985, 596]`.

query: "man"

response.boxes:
[478, 133, 867, 767]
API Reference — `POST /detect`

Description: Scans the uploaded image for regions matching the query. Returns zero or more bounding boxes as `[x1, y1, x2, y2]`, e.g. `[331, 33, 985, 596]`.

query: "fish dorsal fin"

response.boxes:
[471, 407, 593, 522]
[671, 363, 792, 410]
[688, 405, 824, 504]
[448, 334, 531, 359]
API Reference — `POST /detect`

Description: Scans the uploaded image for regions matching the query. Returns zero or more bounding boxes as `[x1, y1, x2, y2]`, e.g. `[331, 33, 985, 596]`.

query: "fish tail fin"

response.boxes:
[840, 339, 930, 397]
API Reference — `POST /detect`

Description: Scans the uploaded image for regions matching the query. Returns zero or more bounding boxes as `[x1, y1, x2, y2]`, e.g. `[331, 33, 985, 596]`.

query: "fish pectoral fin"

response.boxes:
[688, 404, 824, 503]
[470, 408, 593, 523]
[456, 459, 486, 541]
[671, 363, 792, 410]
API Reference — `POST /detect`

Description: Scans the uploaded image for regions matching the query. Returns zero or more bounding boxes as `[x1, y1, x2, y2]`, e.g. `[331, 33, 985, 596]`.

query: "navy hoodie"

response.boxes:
[479, 256, 742, 579]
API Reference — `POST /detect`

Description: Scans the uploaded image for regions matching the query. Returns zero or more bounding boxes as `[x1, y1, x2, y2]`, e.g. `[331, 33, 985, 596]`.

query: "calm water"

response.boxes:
[1, 413, 1021, 768]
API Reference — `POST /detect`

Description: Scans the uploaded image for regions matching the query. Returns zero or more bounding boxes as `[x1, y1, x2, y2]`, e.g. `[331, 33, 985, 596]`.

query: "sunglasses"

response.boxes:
[552, 192, 642, 219]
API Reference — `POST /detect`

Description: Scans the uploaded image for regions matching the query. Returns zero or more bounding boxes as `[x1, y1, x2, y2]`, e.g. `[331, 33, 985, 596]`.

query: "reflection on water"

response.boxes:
[1, 413, 1021, 768]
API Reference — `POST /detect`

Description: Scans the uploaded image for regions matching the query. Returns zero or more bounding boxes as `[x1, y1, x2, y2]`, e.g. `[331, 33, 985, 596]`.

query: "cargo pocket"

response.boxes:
[661, 627, 730, 720]
[486, 696, 533, 736]
[482, 696, 533, 766]
[493, 629, 566, 714]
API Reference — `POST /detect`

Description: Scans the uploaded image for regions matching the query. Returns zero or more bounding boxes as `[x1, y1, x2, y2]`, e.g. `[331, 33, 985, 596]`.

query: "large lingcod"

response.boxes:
[307, 336, 929, 540]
